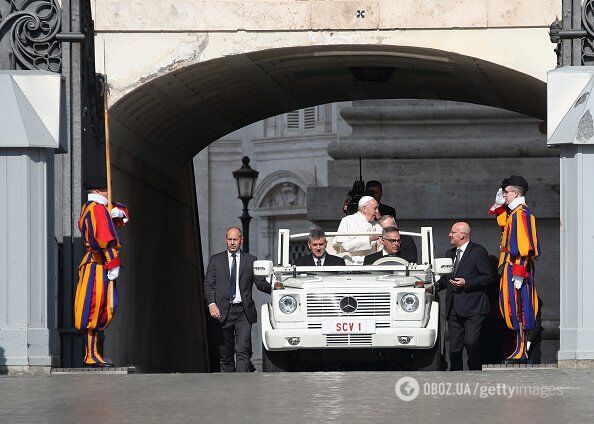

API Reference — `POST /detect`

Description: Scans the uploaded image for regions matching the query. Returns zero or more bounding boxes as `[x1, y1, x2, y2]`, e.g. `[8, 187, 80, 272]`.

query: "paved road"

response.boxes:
[2, 370, 593, 424]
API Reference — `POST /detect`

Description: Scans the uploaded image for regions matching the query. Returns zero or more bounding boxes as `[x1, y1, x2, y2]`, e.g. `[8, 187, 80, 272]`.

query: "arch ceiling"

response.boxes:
[110, 44, 546, 164]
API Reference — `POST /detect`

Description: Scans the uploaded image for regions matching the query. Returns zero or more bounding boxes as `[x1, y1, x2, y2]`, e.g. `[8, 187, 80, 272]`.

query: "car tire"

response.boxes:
[411, 318, 447, 371]
[262, 343, 293, 372]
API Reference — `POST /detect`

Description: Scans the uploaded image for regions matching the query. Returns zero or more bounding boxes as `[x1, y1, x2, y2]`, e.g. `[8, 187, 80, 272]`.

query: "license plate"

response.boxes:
[322, 321, 375, 334]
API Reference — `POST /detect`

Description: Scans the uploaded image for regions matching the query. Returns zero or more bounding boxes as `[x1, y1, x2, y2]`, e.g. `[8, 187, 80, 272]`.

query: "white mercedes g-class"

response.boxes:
[254, 228, 453, 372]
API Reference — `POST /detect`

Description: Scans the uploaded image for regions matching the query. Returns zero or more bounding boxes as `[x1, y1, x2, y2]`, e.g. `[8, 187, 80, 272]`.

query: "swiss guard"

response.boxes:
[489, 175, 539, 363]
[74, 176, 129, 367]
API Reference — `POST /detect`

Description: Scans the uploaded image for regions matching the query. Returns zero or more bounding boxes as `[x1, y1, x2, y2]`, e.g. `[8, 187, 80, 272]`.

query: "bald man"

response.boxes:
[438, 222, 494, 371]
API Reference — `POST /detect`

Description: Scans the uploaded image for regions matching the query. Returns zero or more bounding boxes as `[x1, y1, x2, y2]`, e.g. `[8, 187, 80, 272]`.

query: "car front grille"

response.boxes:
[326, 334, 373, 346]
[306, 292, 391, 317]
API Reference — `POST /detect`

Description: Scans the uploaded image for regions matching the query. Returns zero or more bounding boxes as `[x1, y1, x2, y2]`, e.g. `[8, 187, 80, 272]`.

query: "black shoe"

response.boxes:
[102, 358, 115, 367]
[502, 358, 527, 365]
[83, 361, 114, 368]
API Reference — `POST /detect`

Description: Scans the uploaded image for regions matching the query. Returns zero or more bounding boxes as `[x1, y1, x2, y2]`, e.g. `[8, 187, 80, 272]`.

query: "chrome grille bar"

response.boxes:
[306, 292, 391, 317]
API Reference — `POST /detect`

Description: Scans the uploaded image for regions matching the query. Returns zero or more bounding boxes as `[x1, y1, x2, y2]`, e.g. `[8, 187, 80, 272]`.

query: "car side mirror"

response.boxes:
[254, 260, 274, 276]
[434, 258, 453, 275]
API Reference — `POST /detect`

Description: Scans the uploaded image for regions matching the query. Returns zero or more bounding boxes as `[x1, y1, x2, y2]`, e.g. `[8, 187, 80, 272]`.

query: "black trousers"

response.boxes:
[219, 303, 252, 372]
[448, 313, 485, 371]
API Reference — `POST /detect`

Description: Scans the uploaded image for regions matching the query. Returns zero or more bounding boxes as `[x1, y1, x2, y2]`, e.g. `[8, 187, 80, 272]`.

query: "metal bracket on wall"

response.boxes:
[550, 0, 594, 67]
[56, 32, 85, 43]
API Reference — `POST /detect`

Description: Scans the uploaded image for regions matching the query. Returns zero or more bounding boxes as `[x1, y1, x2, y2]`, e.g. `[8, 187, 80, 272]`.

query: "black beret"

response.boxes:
[501, 175, 529, 192]
[83, 176, 107, 191]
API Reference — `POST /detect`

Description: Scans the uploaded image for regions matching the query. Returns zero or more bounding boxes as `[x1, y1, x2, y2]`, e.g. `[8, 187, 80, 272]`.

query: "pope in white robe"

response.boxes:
[335, 196, 380, 264]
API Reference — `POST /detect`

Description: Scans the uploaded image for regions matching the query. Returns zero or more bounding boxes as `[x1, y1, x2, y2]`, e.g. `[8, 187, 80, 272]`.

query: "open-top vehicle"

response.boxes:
[254, 227, 454, 371]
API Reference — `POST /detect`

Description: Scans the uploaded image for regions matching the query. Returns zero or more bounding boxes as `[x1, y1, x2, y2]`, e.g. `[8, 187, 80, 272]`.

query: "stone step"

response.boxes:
[51, 366, 135, 375]
[483, 363, 558, 370]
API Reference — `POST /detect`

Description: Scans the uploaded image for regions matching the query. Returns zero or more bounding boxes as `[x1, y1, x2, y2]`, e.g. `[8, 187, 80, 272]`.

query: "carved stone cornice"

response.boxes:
[0, 0, 61, 71]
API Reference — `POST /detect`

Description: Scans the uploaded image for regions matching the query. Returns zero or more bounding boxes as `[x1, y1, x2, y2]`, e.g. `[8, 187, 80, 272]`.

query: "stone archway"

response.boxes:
[103, 43, 551, 372]
[252, 171, 312, 263]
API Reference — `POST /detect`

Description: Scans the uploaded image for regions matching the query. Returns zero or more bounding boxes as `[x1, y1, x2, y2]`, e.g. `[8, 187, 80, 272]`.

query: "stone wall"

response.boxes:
[308, 100, 560, 360]
[105, 122, 208, 372]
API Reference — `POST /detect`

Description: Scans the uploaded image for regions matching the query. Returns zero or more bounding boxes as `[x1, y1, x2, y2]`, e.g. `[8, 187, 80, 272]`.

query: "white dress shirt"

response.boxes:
[228, 250, 242, 304]
[314, 255, 326, 266]
[454, 240, 470, 271]
[455, 240, 470, 263]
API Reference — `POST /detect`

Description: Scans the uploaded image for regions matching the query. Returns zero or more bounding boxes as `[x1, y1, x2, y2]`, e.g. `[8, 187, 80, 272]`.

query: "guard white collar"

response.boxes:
[508, 196, 526, 211]
[88, 193, 108, 206]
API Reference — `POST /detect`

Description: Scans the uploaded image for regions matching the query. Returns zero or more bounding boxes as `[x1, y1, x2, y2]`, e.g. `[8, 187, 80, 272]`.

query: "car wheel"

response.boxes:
[411, 318, 447, 371]
[262, 343, 294, 372]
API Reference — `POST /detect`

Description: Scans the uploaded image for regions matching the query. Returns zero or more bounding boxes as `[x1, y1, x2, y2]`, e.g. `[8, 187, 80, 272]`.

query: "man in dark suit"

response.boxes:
[294, 228, 345, 266]
[438, 222, 495, 371]
[203, 227, 271, 372]
[363, 226, 409, 265]
[376, 215, 418, 263]
[366, 180, 396, 218]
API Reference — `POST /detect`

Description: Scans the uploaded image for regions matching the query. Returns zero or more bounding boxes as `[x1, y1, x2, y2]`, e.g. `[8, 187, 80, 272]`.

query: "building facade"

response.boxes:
[196, 98, 559, 367]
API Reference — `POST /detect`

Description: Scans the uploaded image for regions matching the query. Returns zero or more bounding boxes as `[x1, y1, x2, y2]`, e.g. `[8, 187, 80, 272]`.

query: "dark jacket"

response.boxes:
[378, 203, 396, 218]
[294, 253, 346, 266]
[398, 234, 418, 263]
[438, 241, 494, 317]
[203, 250, 271, 324]
[363, 250, 408, 265]
[362, 234, 418, 265]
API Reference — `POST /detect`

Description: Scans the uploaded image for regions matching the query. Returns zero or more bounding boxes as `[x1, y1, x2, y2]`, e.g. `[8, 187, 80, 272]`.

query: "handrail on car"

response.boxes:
[289, 231, 422, 240]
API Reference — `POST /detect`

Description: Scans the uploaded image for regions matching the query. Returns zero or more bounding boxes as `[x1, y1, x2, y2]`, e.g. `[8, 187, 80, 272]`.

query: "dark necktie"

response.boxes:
[316, 258, 322, 266]
[452, 249, 462, 276]
[229, 253, 237, 300]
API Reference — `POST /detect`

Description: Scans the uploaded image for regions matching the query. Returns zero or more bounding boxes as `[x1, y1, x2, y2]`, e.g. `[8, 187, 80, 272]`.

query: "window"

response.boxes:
[286, 107, 318, 132]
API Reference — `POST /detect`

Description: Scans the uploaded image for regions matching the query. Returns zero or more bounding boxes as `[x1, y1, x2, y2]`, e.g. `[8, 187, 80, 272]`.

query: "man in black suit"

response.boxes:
[294, 229, 346, 266]
[366, 180, 396, 218]
[203, 227, 271, 372]
[363, 226, 408, 265]
[438, 222, 494, 371]
[376, 215, 418, 263]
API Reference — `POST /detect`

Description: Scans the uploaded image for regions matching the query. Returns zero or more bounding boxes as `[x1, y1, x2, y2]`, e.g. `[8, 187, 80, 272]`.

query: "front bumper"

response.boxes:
[262, 301, 439, 351]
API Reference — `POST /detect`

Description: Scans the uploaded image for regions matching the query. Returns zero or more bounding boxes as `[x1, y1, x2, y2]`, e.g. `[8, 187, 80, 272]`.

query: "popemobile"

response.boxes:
[254, 227, 454, 371]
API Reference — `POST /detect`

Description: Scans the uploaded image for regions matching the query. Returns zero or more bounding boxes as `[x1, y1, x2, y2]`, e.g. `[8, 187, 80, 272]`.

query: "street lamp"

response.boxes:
[232, 156, 259, 253]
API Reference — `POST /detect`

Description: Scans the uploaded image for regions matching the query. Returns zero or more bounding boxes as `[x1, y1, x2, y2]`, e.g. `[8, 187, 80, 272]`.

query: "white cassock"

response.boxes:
[334, 211, 379, 265]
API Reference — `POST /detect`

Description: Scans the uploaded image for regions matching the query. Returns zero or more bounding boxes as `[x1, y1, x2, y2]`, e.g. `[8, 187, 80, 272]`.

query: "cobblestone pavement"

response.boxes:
[2, 369, 593, 424]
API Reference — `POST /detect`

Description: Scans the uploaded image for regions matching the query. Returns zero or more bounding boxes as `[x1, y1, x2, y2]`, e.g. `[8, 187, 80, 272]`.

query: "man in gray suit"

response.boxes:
[204, 227, 272, 372]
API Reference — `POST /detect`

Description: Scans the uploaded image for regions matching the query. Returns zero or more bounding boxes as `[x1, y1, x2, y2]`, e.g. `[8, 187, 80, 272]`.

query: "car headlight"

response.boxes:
[279, 295, 297, 314]
[400, 293, 419, 312]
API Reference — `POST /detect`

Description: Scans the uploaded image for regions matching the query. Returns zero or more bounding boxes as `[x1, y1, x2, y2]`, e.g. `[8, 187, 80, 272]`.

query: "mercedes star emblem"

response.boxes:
[340, 296, 358, 314]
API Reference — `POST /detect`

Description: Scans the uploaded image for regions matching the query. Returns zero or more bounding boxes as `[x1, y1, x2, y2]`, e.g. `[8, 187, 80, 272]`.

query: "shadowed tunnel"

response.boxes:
[104, 44, 547, 372]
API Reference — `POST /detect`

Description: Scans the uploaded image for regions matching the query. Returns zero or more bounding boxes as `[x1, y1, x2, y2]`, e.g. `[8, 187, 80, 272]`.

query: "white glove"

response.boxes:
[495, 188, 506, 206]
[512, 275, 524, 289]
[110, 207, 125, 219]
[110, 207, 129, 223]
[107, 266, 120, 281]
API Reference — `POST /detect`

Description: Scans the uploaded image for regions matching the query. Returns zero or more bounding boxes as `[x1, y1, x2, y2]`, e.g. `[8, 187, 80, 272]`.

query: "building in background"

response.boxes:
[195, 98, 558, 368]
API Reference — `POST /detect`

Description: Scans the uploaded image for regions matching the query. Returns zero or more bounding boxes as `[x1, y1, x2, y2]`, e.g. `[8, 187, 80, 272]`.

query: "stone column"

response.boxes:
[548, 67, 594, 367]
[0, 149, 56, 371]
[0, 71, 65, 373]
[557, 144, 594, 366]
[309, 99, 560, 362]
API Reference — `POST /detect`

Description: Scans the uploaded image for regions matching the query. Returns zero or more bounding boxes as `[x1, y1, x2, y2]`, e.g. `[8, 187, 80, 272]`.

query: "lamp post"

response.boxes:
[232, 156, 259, 253]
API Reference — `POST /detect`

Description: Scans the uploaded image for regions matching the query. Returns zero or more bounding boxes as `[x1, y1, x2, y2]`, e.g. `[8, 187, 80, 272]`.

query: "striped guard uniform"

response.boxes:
[490, 203, 539, 360]
[74, 196, 124, 365]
